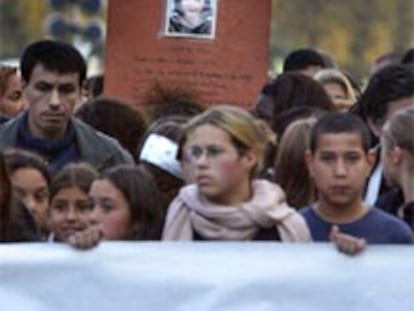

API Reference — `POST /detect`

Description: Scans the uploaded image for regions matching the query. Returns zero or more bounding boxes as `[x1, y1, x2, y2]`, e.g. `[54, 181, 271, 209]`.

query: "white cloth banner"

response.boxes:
[0, 242, 413, 311]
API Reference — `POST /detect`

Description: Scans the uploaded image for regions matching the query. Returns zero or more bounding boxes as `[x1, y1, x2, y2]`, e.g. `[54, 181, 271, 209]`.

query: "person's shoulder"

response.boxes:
[73, 118, 123, 148]
[368, 207, 405, 225]
[368, 208, 414, 242]
[72, 118, 134, 163]
[0, 114, 20, 130]
[0, 115, 21, 147]
[376, 188, 404, 214]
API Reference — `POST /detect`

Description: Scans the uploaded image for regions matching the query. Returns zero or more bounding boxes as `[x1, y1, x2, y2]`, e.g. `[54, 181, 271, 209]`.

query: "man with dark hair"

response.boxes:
[302, 112, 413, 244]
[0, 40, 133, 174]
[282, 48, 326, 77]
[358, 64, 414, 206]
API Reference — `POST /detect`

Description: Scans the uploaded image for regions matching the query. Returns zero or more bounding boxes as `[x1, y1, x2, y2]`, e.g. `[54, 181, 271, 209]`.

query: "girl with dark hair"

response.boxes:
[48, 163, 98, 242]
[4, 149, 50, 238]
[0, 151, 39, 242]
[89, 164, 165, 240]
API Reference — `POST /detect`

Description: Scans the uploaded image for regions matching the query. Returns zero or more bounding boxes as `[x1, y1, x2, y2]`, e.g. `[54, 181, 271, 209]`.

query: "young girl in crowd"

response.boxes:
[48, 163, 98, 242]
[0, 151, 38, 242]
[162, 105, 311, 241]
[89, 164, 165, 240]
[378, 106, 414, 230]
[4, 149, 50, 239]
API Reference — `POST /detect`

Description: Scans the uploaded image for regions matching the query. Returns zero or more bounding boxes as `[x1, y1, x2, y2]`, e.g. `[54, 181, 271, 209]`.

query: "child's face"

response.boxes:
[89, 178, 133, 240]
[323, 82, 353, 112]
[49, 186, 92, 242]
[10, 168, 49, 232]
[306, 133, 374, 208]
[184, 124, 256, 205]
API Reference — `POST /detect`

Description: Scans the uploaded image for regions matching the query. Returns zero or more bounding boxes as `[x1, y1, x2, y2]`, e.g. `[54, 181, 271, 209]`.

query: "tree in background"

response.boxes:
[0, 0, 47, 58]
[271, 0, 414, 82]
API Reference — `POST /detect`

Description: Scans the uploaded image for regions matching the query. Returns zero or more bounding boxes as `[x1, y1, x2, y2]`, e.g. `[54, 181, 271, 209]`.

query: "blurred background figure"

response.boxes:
[282, 48, 326, 77]
[369, 51, 403, 77]
[401, 48, 414, 65]
[0, 65, 24, 122]
[274, 116, 318, 209]
[75, 96, 147, 161]
[314, 68, 357, 112]
[378, 106, 414, 230]
[137, 115, 187, 213]
[253, 73, 334, 179]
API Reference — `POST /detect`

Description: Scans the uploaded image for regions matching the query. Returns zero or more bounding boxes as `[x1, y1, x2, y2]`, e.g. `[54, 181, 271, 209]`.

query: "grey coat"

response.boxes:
[0, 113, 134, 172]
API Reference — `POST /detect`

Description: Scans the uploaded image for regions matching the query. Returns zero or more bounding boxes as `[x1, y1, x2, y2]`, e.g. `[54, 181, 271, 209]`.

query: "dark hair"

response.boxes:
[265, 72, 335, 137]
[99, 165, 165, 240]
[401, 48, 414, 65]
[359, 64, 414, 126]
[20, 39, 86, 87]
[0, 151, 12, 240]
[4, 149, 51, 185]
[0, 151, 39, 242]
[137, 115, 187, 160]
[75, 96, 147, 160]
[4, 199, 39, 242]
[49, 162, 98, 201]
[309, 112, 372, 154]
[142, 82, 205, 124]
[283, 48, 325, 72]
[86, 74, 104, 98]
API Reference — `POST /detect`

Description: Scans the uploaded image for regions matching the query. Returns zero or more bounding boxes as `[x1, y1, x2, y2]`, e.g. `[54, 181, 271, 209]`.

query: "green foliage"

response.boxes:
[0, 0, 47, 57]
[271, 0, 414, 82]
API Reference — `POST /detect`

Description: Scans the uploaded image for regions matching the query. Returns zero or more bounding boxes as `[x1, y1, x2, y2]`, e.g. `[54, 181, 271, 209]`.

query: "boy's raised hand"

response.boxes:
[330, 225, 366, 256]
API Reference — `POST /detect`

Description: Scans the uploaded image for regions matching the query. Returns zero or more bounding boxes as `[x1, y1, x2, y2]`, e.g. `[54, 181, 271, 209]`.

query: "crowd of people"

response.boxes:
[0, 39, 413, 255]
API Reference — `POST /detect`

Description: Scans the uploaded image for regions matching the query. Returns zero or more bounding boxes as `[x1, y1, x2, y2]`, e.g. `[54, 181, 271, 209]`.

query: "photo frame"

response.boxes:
[164, 0, 218, 39]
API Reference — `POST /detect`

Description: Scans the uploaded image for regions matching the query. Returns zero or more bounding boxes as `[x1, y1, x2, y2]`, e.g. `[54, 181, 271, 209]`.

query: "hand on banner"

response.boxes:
[68, 224, 103, 250]
[330, 225, 366, 256]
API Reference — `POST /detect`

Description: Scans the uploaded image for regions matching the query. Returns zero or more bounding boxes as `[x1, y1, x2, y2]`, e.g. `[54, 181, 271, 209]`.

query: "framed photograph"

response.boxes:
[164, 0, 217, 39]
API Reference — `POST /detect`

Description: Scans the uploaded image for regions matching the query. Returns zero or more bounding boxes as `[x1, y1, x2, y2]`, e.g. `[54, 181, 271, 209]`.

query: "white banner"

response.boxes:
[0, 242, 413, 311]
